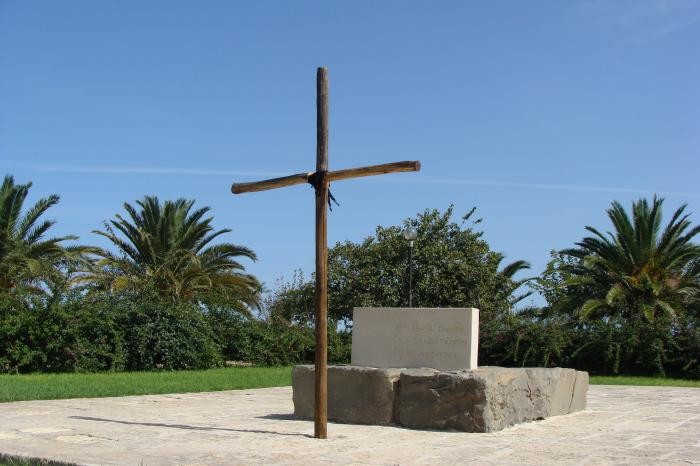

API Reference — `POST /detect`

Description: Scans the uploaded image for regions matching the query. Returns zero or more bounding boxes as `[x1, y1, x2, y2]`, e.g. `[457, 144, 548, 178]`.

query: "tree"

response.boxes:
[86, 196, 260, 310]
[0, 175, 89, 294]
[262, 270, 316, 325]
[559, 197, 700, 322]
[537, 197, 700, 375]
[267, 206, 531, 327]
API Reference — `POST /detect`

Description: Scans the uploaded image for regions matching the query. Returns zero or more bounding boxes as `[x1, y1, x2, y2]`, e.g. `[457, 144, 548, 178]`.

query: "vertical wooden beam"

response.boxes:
[314, 66, 329, 439]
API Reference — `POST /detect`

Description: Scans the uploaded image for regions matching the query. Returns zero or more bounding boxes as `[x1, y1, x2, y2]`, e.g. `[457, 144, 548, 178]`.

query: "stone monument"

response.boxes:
[293, 307, 588, 432]
[351, 307, 479, 371]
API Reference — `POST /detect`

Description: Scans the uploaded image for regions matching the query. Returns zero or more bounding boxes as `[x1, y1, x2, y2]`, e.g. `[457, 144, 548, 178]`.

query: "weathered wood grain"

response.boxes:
[231, 172, 311, 194]
[327, 161, 420, 182]
[314, 67, 329, 440]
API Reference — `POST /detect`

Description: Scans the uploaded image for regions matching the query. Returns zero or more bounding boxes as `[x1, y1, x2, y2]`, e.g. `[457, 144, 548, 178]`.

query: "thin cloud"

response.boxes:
[391, 176, 700, 199]
[28, 164, 289, 178]
[12, 163, 698, 199]
[654, 13, 700, 38]
[578, 0, 700, 41]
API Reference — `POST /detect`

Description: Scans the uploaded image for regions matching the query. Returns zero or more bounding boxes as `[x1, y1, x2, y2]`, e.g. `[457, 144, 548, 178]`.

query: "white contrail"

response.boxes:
[392, 176, 700, 198]
[29, 164, 288, 178]
[11, 163, 700, 198]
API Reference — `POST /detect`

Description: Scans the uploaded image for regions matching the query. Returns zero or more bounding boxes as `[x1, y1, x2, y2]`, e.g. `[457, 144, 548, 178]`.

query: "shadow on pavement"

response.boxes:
[69, 415, 312, 438]
[256, 413, 297, 420]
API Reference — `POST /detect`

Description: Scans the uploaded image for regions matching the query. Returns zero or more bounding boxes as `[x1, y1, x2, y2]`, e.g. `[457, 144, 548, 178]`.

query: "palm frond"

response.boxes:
[560, 196, 700, 324]
[86, 195, 259, 304]
[499, 259, 531, 279]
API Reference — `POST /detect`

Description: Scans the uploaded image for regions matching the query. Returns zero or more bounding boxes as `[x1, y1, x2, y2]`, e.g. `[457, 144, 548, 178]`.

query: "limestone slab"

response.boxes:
[569, 370, 590, 412]
[398, 366, 588, 432]
[292, 365, 401, 425]
[293, 365, 588, 432]
[351, 307, 479, 371]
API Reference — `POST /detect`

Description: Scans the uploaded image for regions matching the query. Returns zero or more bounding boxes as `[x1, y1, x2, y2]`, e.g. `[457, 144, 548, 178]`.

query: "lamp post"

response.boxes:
[403, 227, 418, 307]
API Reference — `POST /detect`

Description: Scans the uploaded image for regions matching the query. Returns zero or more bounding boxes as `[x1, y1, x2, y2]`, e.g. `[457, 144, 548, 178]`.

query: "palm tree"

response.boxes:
[561, 196, 700, 322]
[0, 175, 88, 293]
[87, 196, 260, 310]
[494, 253, 533, 305]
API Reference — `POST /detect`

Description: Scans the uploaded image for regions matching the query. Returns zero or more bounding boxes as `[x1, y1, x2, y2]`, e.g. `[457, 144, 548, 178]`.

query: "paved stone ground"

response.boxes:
[0, 385, 698, 465]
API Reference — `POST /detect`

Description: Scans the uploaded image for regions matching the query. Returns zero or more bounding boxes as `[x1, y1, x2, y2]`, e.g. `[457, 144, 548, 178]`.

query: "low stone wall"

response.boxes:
[292, 365, 588, 433]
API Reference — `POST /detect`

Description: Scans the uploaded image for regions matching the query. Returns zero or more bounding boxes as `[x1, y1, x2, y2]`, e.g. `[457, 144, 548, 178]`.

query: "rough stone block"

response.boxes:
[397, 368, 491, 431]
[398, 366, 587, 432]
[292, 365, 588, 432]
[292, 365, 401, 425]
[569, 370, 589, 412]
[525, 367, 577, 417]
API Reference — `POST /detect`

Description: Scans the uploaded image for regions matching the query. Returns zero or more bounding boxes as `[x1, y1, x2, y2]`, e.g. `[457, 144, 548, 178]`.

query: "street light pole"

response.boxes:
[403, 227, 418, 308]
[408, 240, 414, 307]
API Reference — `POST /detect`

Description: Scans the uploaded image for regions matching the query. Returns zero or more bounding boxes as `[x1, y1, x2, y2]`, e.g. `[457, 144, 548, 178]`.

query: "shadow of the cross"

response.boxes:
[69, 415, 312, 438]
[256, 413, 297, 420]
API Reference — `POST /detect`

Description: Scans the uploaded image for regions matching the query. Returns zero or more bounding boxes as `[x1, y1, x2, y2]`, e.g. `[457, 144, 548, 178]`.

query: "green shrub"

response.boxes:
[0, 291, 225, 373]
[479, 312, 570, 368]
[106, 292, 223, 371]
[0, 294, 73, 373]
[49, 290, 125, 372]
[563, 315, 698, 377]
[203, 304, 256, 362]
[478, 308, 700, 378]
[249, 319, 314, 366]
[205, 305, 351, 366]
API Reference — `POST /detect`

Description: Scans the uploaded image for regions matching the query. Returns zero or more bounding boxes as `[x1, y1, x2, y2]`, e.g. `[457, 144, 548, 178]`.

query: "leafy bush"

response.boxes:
[666, 313, 700, 377]
[205, 303, 350, 366]
[101, 292, 223, 371]
[480, 311, 571, 368]
[1, 285, 350, 374]
[0, 293, 77, 373]
[0, 291, 224, 373]
[478, 307, 700, 378]
[57, 291, 125, 372]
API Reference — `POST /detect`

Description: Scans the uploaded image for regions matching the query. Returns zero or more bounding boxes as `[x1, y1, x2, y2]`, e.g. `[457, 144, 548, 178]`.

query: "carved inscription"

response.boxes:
[391, 320, 468, 363]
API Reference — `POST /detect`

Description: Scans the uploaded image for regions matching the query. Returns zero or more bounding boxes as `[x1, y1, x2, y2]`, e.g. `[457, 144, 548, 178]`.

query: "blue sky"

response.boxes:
[1, 1, 698, 305]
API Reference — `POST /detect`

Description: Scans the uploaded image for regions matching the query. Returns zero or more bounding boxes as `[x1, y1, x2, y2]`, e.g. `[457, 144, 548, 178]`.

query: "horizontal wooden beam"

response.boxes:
[327, 160, 420, 182]
[231, 160, 421, 194]
[231, 172, 312, 194]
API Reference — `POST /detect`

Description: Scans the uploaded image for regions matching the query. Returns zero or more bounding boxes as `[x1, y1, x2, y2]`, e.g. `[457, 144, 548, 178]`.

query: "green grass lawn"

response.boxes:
[590, 375, 700, 388]
[2, 368, 698, 404]
[0, 454, 75, 466]
[0, 366, 292, 403]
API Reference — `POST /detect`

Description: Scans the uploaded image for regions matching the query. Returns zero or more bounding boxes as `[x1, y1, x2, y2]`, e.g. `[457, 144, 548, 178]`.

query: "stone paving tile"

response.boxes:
[0, 385, 698, 465]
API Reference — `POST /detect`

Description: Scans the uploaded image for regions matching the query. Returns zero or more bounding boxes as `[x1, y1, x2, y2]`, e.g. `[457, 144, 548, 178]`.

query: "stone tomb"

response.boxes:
[293, 307, 588, 432]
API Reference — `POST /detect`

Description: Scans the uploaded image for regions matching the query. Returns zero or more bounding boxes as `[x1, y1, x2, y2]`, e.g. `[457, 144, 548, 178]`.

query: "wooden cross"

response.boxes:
[231, 67, 420, 439]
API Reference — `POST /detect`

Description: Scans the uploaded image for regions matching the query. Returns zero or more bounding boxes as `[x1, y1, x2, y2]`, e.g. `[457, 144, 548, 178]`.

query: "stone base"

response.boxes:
[292, 365, 588, 432]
